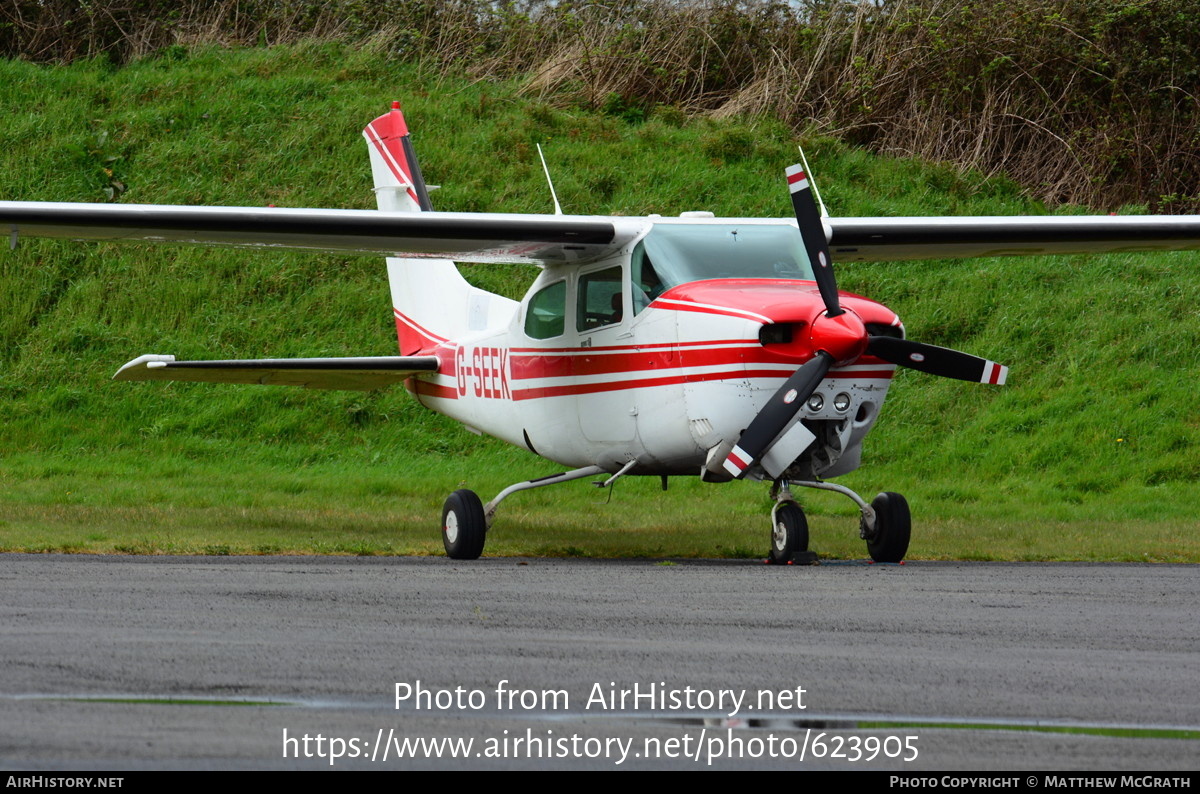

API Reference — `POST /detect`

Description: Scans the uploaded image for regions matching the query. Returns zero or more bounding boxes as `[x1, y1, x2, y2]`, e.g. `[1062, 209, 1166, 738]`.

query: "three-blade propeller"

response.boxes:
[723, 164, 1009, 480]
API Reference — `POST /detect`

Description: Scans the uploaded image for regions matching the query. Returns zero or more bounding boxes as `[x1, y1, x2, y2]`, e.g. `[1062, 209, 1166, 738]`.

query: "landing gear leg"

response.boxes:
[438, 465, 606, 560]
[787, 480, 912, 563]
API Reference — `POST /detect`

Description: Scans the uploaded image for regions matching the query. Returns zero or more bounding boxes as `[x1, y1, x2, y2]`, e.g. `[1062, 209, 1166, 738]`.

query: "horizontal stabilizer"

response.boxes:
[114, 354, 438, 391]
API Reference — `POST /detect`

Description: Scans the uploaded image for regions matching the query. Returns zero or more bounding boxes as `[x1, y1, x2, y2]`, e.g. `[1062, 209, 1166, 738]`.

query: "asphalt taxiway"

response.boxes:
[1, 556, 1196, 769]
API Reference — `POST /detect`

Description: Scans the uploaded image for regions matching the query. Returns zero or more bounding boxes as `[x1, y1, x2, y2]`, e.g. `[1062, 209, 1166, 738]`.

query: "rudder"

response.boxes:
[363, 102, 516, 355]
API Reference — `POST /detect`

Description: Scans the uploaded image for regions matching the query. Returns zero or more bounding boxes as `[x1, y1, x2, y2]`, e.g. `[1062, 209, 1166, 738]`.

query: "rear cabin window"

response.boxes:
[524, 280, 566, 339]
[576, 267, 624, 331]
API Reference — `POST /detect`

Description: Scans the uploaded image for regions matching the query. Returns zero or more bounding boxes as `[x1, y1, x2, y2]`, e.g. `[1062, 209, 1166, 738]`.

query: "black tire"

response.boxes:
[865, 491, 910, 563]
[442, 489, 486, 560]
[768, 502, 809, 564]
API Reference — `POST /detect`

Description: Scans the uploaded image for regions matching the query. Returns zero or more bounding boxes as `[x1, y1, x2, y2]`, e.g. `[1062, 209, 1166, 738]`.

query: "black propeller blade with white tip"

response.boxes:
[722, 165, 844, 479]
[723, 162, 1010, 481]
[723, 352, 833, 479]
[866, 336, 1008, 384]
[787, 164, 842, 318]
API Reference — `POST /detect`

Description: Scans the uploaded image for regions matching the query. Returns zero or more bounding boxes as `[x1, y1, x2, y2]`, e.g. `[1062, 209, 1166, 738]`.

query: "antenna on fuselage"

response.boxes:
[797, 145, 827, 218]
[536, 143, 564, 215]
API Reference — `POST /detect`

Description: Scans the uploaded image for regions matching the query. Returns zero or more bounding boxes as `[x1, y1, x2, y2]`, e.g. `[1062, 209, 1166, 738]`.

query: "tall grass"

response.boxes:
[0, 44, 1198, 559]
[4, 0, 1200, 211]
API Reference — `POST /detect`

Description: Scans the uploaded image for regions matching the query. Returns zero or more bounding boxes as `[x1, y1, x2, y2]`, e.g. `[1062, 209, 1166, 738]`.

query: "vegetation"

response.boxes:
[0, 43, 1197, 561]
[4, 0, 1200, 211]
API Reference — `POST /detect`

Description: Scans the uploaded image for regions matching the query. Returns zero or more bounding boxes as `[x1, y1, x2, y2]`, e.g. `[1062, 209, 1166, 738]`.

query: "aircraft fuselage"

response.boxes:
[403, 220, 902, 479]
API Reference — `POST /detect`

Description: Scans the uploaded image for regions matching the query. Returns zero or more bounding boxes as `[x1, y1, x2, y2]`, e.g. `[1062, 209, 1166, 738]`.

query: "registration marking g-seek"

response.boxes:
[456, 346, 510, 399]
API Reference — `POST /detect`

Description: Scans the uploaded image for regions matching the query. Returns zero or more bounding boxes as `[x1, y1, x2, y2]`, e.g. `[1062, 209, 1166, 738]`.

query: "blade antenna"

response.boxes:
[797, 145, 827, 218]
[536, 144, 564, 216]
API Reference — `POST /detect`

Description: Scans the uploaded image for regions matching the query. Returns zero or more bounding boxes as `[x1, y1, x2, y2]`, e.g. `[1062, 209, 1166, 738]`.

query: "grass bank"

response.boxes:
[0, 43, 1197, 560]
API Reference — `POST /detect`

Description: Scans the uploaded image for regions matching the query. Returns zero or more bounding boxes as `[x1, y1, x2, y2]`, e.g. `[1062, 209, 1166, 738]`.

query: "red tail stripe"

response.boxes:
[394, 310, 449, 345]
[365, 123, 421, 206]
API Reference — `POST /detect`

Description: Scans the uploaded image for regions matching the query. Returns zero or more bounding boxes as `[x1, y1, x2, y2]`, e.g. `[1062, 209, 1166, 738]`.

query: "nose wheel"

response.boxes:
[768, 501, 809, 564]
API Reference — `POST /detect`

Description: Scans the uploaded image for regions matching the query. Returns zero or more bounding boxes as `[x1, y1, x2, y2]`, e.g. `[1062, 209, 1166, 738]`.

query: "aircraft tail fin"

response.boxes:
[363, 103, 515, 356]
[363, 101, 433, 212]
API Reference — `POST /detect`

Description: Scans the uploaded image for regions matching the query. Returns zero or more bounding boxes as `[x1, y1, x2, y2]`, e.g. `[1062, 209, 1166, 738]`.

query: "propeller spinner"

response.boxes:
[722, 164, 1009, 480]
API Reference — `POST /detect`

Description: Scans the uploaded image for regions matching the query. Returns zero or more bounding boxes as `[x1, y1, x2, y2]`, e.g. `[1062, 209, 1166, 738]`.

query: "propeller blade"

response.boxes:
[723, 352, 833, 479]
[787, 164, 842, 318]
[868, 336, 1008, 384]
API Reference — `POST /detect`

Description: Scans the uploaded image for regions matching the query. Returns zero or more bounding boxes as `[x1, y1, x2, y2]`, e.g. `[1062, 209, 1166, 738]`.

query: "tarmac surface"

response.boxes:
[1, 555, 1197, 770]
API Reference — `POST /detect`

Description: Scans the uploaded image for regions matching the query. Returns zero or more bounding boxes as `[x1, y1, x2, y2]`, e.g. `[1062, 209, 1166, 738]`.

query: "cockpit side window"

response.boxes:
[576, 267, 624, 331]
[631, 241, 665, 314]
[524, 280, 566, 339]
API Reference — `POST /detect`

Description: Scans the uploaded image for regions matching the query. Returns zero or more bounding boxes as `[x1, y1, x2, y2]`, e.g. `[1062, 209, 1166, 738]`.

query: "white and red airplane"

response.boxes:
[5, 102, 1200, 563]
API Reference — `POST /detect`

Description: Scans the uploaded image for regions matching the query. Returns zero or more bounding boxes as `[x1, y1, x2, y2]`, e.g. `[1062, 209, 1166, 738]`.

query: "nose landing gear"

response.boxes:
[766, 480, 911, 564]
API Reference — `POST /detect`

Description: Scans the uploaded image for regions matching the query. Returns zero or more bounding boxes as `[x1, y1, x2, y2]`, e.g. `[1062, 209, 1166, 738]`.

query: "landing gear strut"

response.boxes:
[438, 465, 606, 560]
[768, 479, 911, 563]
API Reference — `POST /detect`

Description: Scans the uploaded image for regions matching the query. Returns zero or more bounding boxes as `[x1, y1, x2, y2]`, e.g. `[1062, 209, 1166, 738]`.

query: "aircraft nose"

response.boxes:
[807, 309, 868, 365]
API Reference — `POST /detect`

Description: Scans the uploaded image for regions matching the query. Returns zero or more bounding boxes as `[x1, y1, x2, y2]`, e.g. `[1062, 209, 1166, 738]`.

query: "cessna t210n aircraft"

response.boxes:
[4, 102, 1200, 563]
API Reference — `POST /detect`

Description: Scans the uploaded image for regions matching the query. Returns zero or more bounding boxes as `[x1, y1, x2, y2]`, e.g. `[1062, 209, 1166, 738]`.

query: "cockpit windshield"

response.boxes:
[632, 223, 814, 311]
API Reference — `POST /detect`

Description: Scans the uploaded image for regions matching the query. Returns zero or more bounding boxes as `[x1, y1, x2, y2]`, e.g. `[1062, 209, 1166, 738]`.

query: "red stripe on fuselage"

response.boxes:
[411, 378, 458, 400]
[652, 299, 771, 323]
[509, 367, 892, 401]
[509, 344, 894, 381]
[510, 346, 768, 380]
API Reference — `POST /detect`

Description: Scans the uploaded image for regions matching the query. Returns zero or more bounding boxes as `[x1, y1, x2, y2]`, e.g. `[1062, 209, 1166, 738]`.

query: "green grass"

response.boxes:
[1, 448, 1194, 560]
[1, 43, 1198, 561]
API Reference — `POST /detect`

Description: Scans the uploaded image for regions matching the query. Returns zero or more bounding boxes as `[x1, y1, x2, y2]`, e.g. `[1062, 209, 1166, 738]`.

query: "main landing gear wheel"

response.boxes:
[864, 491, 910, 563]
[768, 502, 809, 565]
[442, 489, 486, 560]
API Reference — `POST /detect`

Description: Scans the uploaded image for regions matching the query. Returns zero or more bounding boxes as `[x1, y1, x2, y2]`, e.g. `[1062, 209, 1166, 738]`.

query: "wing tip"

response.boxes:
[113, 354, 175, 381]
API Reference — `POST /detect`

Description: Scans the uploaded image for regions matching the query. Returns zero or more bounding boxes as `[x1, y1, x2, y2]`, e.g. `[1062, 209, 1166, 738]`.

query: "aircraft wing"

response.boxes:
[0, 202, 636, 265]
[114, 354, 439, 391]
[6, 201, 1200, 265]
[826, 215, 1200, 262]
